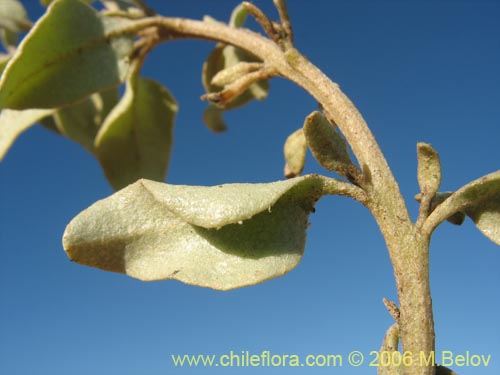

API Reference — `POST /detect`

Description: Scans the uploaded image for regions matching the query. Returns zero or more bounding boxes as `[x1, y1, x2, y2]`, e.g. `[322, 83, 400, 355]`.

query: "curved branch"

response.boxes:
[119, 16, 409, 217]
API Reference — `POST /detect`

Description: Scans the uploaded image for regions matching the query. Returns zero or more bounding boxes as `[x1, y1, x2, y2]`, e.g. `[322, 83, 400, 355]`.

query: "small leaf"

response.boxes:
[0, 108, 55, 160]
[0, 0, 134, 110]
[201, 4, 269, 129]
[211, 61, 262, 87]
[0, 0, 31, 34]
[95, 74, 178, 190]
[417, 142, 441, 197]
[304, 111, 361, 182]
[378, 324, 401, 375]
[63, 175, 324, 290]
[203, 103, 227, 133]
[202, 45, 269, 111]
[283, 128, 306, 178]
[426, 170, 500, 244]
[229, 3, 248, 28]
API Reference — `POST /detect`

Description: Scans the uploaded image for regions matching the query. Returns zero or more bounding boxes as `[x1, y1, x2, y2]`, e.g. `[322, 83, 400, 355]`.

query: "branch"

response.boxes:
[114, 11, 411, 235]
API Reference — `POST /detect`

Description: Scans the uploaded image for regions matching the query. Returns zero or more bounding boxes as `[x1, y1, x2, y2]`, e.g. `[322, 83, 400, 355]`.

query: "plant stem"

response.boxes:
[121, 14, 436, 375]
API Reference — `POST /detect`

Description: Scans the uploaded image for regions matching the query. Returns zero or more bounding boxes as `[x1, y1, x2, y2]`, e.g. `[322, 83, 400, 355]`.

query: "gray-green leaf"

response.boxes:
[0, 108, 55, 161]
[417, 142, 441, 197]
[201, 4, 269, 129]
[0, 0, 133, 110]
[203, 103, 227, 133]
[202, 45, 269, 111]
[284, 128, 306, 178]
[52, 87, 118, 154]
[466, 190, 500, 245]
[62, 175, 323, 290]
[95, 75, 178, 190]
[0, 0, 31, 34]
[425, 170, 500, 245]
[303, 111, 361, 183]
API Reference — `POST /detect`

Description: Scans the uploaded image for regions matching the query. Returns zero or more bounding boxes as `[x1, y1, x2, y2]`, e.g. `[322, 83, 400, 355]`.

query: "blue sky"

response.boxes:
[1, 1, 499, 374]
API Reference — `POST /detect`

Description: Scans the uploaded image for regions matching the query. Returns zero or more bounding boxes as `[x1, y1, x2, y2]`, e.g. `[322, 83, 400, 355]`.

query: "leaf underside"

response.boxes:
[0, 0, 133, 110]
[430, 170, 500, 245]
[63, 175, 323, 290]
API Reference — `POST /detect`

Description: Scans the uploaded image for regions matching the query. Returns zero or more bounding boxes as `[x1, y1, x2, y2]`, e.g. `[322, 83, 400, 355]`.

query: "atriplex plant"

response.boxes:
[0, 1, 498, 374]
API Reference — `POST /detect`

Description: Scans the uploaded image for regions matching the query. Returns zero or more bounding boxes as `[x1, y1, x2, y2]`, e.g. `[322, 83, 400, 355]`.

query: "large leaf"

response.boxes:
[0, 0, 133, 110]
[95, 75, 178, 190]
[465, 190, 500, 245]
[426, 170, 500, 245]
[0, 108, 55, 160]
[53, 87, 118, 154]
[63, 175, 324, 290]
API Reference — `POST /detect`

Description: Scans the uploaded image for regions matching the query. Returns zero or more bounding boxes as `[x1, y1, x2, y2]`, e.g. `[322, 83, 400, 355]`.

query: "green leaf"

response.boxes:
[0, 53, 11, 75]
[53, 87, 118, 154]
[0, 0, 31, 34]
[417, 142, 441, 197]
[62, 175, 323, 290]
[426, 170, 500, 244]
[283, 128, 306, 178]
[0, 108, 55, 160]
[41, 0, 95, 7]
[304, 111, 361, 182]
[229, 3, 248, 28]
[203, 103, 227, 133]
[0, 0, 134, 110]
[95, 75, 178, 190]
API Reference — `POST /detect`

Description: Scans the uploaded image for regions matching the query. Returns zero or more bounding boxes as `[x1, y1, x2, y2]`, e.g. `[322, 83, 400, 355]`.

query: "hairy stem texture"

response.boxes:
[125, 14, 435, 375]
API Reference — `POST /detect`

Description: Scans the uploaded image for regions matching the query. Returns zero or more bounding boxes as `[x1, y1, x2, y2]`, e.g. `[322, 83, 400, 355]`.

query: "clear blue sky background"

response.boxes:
[1, 1, 499, 374]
